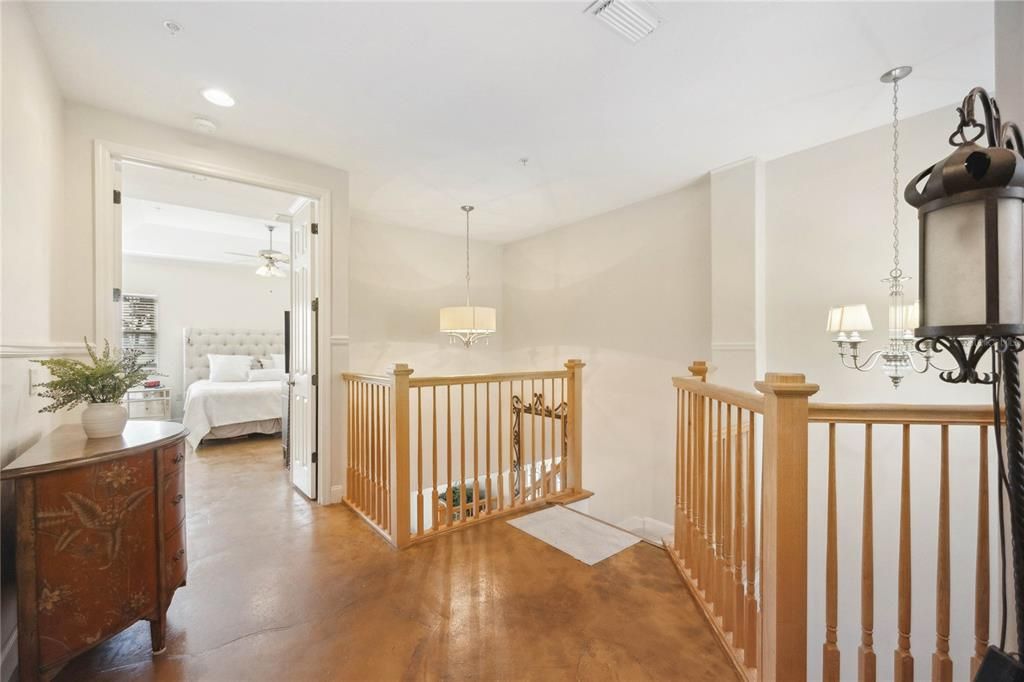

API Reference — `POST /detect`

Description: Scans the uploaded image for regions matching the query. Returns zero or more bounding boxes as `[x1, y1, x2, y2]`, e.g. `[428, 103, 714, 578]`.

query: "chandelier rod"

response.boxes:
[462, 205, 474, 306]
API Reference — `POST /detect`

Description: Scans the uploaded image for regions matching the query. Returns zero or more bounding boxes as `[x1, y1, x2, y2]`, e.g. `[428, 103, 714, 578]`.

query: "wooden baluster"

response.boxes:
[685, 390, 694, 564]
[486, 382, 493, 513]
[723, 404, 734, 632]
[540, 378, 547, 499]
[385, 384, 392, 531]
[675, 388, 685, 558]
[460, 383, 467, 523]
[446, 385, 453, 527]
[472, 383, 480, 520]
[511, 381, 518, 507]
[716, 400, 725, 611]
[733, 408, 745, 651]
[823, 422, 840, 682]
[416, 387, 423, 536]
[432, 386, 438, 531]
[756, 373, 817, 682]
[894, 423, 914, 682]
[371, 384, 378, 522]
[859, 424, 876, 682]
[931, 425, 952, 682]
[497, 382, 504, 513]
[520, 379, 527, 507]
[360, 383, 367, 512]
[970, 425, 990, 679]
[531, 378, 537, 501]
[550, 378, 556, 493]
[347, 381, 353, 500]
[744, 408, 758, 668]
[703, 396, 713, 595]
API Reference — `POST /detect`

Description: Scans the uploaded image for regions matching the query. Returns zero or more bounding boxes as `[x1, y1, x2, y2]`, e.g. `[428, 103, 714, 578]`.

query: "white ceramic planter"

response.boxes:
[81, 402, 129, 439]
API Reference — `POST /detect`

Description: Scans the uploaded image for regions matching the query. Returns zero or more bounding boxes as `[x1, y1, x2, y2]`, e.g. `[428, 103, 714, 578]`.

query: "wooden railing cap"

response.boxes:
[388, 363, 414, 376]
[565, 358, 586, 368]
[688, 360, 709, 380]
[755, 372, 819, 397]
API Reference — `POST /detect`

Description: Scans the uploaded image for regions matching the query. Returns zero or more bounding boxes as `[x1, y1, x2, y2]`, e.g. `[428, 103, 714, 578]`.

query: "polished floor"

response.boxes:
[56, 436, 736, 681]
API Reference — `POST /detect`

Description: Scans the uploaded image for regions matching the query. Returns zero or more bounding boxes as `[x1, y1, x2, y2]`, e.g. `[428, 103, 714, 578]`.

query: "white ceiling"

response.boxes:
[30, 2, 994, 242]
[123, 163, 295, 265]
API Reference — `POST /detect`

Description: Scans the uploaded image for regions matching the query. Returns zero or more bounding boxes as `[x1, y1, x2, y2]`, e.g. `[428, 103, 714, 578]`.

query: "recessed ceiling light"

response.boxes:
[201, 88, 235, 107]
[584, 0, 662, 44]
[192, 117, 217, 134]
[162, 20, 182, 36]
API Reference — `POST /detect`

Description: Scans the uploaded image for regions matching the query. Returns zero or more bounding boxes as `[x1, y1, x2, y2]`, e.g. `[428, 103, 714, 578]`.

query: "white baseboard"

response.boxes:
[1, 630, 17, 682]
[617, 515, 673, 545]
[328, 484, 345, 505]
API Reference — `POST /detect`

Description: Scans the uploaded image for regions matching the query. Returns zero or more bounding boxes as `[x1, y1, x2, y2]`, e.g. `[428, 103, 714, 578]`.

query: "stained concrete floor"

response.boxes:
[56, 435, 736, 681]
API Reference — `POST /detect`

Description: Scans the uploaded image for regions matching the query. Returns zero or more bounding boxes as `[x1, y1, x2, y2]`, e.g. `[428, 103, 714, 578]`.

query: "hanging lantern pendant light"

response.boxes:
[440, 205, 497, 348]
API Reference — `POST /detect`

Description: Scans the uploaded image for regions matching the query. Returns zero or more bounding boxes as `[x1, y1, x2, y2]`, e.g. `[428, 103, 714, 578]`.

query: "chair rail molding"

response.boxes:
[711, 341, 756, 352]
[330, 335, 350, 347]
[0, 342, 89, 359]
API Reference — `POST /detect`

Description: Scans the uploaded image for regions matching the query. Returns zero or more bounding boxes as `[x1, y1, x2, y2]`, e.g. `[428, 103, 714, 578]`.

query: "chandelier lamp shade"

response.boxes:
[826, 66, 947, 388]
[440, 205, 497, 348]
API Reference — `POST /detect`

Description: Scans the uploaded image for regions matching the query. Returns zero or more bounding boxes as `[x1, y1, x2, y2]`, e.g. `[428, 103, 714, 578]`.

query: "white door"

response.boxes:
[289, 200, 318, 499]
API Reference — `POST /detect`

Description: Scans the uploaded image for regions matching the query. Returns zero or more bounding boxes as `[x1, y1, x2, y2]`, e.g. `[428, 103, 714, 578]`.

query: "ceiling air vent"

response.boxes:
[584, 0, 662, 44]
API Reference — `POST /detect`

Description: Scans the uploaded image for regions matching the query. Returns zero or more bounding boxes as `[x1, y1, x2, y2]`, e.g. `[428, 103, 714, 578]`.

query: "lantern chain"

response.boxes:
[890, 78, 902, 280]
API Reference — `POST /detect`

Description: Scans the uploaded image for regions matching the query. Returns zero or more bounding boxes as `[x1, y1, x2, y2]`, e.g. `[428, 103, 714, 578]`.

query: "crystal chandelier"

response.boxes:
[440, 205, 496, 348]
[827, 66, 946, 388]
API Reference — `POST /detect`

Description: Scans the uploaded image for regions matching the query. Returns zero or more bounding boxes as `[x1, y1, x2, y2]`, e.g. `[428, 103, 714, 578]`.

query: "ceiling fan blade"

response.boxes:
[224, 251, 260, 259]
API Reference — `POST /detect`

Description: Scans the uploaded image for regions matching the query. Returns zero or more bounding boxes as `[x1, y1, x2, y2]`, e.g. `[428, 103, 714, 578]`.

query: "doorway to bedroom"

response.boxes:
[116, 160, 319, 499]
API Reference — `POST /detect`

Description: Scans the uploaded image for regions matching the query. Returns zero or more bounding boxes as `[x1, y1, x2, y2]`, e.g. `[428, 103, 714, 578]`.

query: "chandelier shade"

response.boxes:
[826, 304, 873, 333]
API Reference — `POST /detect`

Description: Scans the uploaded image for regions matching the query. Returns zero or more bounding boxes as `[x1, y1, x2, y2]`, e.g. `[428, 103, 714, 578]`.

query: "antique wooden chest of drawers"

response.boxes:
[0, 421, 189, 681]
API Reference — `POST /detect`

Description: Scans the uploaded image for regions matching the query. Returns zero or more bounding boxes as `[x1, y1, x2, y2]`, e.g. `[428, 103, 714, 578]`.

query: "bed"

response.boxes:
[181, 328, 285, 450]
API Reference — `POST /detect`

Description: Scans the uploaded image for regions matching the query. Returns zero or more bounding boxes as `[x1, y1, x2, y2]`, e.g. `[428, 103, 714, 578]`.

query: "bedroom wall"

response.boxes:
[501, 182, 712, 529]
[349, 214, 503, 377]
[0, 3, 76, 679]
[123, 254, 290, 418]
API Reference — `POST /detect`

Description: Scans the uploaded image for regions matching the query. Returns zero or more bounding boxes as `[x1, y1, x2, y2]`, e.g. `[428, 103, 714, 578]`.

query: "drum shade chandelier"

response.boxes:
[440, 205, 496, 348]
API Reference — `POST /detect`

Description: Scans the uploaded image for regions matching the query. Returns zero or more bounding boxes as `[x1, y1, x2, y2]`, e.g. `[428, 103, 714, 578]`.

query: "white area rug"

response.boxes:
[507, 506, 641, 565]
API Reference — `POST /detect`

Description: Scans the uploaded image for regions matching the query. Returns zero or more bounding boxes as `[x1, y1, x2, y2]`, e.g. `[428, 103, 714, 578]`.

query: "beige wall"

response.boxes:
[501, 182, 712, 527]
[349, 214, 502, 377]
[0, 3, 73, 677]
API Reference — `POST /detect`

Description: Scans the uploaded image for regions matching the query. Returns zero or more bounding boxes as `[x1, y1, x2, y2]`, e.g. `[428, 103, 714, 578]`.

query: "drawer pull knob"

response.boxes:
[172, 453, 184, 464]
[172, 548, 185, 562]
[172, 494, 184, 505]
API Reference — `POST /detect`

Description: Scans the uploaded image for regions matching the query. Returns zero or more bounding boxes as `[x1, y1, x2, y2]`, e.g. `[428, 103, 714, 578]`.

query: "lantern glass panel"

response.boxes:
[923, 199, 987, 327]
[997, 197, 1024, 326]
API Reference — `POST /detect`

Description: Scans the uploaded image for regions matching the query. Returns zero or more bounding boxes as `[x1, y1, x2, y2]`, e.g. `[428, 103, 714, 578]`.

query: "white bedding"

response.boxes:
[182, 379, 283, 449]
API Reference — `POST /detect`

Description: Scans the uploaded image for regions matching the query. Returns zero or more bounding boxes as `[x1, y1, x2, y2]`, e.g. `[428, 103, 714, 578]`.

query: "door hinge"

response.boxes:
[113, 189, 122, 205]
[311, 374, 319, 387]
[310, 222, 319, 235]
[112, 287, 122, 302]
[311, 298, 319, 313]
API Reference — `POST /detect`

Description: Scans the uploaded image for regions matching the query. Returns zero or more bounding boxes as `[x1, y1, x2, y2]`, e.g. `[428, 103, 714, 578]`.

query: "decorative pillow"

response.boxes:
[271, 353, 286, 370]
[208, 354, 252, 382]
[248, 368, 285, 382]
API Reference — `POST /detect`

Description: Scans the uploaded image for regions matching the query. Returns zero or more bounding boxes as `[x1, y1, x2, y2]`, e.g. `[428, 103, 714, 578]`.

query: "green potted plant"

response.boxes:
[33, 339, 150, 438]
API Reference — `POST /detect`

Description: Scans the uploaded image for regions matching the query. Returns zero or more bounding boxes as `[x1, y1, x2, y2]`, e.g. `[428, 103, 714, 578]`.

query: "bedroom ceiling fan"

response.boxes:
[225, 224, 289, 278]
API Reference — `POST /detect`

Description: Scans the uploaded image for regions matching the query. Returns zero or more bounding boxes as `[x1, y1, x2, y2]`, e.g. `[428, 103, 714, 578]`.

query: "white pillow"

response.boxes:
[208, 354, 252, 382]
[271, 353, 286, 370]
[248, 368, 285, 382]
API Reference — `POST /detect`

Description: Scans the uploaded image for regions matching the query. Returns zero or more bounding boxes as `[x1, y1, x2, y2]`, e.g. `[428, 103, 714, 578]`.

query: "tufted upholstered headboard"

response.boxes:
[182, 328, 285, 389]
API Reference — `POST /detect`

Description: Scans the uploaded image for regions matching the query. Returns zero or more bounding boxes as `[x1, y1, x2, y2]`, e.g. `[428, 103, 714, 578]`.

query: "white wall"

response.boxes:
[349, 214, 502, 377]
[766, 105, 997, 680]
[502, 182, 711, 527]
[123, 254, 290, 417]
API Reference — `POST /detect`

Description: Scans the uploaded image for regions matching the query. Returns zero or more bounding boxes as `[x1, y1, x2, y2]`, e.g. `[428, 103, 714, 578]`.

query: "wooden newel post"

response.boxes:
[689, 360, 709, 383]
[565, 359, 585, 493]
[388, 363, 413, 548]
[755, 372, 818, 682]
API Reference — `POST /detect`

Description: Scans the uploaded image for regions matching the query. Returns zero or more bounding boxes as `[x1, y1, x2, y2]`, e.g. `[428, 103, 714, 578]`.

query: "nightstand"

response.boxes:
[124, 386, 172, 421]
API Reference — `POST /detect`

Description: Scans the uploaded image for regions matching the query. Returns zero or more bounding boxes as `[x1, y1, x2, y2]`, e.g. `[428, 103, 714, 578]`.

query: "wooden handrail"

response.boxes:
[808, 402, 996, 425]
[672, 376, 765, 414]
[341, 372, 390, 385]
[409, 369, 568, 388]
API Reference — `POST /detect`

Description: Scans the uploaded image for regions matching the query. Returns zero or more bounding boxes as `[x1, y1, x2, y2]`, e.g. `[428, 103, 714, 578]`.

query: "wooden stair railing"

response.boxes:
[669, 361, 999, 682]
[343, 360, 588, 548]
